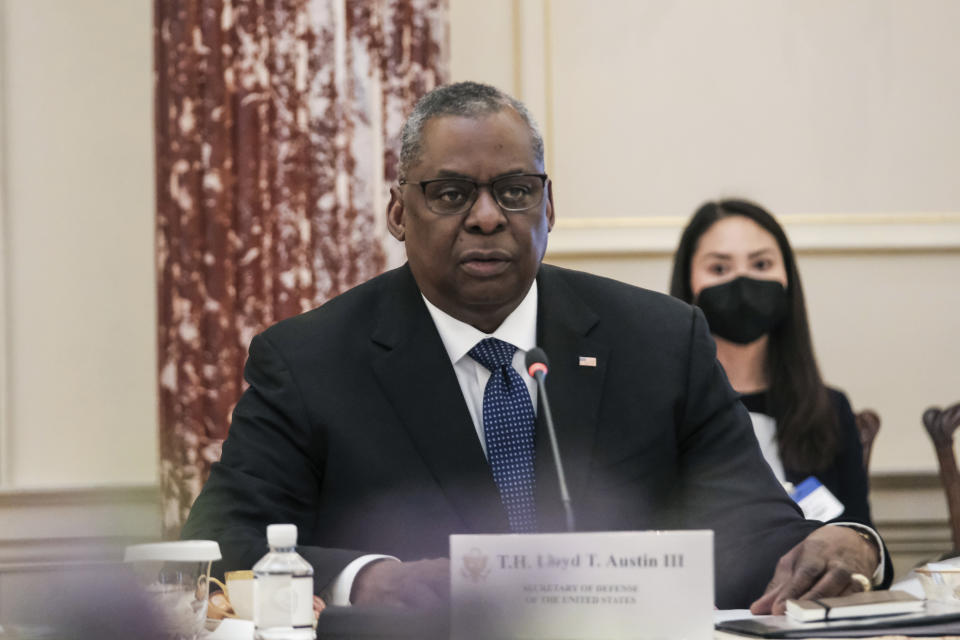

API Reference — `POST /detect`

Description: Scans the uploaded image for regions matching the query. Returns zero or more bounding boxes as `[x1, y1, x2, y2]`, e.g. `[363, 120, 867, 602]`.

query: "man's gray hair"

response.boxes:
[398, 81, 545, 179]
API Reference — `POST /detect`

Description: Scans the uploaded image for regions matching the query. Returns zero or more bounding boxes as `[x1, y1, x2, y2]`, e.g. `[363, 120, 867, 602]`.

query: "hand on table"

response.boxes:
[350, 557, 450, 609]
[750, 526, 879, 615]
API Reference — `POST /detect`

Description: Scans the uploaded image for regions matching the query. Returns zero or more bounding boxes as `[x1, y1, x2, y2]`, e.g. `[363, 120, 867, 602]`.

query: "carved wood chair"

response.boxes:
[923, 402, 960, 550]
[855, 409, 881, 470]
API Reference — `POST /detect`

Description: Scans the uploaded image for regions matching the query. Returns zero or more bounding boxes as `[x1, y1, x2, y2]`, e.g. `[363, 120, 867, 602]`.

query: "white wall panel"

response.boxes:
[450, 0, 960, 474]
[1, 0, 156, 487]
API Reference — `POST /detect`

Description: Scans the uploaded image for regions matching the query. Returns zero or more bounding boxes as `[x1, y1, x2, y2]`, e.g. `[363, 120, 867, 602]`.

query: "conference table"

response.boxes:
[198, 607, 960, 640]
[4, 611, 959, 639]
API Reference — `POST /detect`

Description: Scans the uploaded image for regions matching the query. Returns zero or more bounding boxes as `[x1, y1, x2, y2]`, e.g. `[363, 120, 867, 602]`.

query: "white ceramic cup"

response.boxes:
[211, 570, 254, 620]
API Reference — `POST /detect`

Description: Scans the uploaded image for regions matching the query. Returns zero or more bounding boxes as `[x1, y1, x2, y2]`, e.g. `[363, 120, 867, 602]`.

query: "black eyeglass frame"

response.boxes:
[398, 173, 549, 216]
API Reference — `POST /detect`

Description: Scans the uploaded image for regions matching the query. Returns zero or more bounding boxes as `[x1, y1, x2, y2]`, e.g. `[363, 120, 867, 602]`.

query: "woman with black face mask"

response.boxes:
[669, 199, 875, 529]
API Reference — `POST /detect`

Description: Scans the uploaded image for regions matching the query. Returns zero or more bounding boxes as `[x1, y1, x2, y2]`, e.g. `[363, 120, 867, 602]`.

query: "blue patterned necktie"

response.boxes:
[468, 337, 538, 533]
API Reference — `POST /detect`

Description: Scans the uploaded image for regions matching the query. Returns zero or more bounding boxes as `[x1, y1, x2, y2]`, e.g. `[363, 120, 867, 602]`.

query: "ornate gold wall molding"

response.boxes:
[0, 484, 161, 570]
[0, 2, 9, 488]
[512, 0, 553, 170]
[546, 212, 960, 257]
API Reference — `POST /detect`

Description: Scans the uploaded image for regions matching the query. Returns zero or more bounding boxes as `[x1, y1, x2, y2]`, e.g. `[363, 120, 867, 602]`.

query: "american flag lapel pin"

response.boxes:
[578, 355, 597, 368]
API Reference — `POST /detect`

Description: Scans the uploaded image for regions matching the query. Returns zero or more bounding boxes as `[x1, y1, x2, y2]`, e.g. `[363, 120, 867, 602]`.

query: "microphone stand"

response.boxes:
[529, 365, 576, 533]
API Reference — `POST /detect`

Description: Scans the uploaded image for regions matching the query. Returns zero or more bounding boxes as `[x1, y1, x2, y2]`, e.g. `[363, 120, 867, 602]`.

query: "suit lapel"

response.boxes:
[370, 266, 510, 534]
[533, 266, 609, 532]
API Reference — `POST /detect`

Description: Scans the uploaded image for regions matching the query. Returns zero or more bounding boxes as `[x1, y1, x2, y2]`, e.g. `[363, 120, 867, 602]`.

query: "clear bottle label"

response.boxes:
[254, 574, 314, 629]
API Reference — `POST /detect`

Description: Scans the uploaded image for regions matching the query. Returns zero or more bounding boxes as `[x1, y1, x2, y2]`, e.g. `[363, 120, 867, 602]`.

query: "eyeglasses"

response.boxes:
[399, 173, 548, 216]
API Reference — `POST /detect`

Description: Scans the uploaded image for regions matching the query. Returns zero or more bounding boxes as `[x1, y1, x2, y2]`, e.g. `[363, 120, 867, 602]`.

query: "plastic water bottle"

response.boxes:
[253, 524, 316, 640]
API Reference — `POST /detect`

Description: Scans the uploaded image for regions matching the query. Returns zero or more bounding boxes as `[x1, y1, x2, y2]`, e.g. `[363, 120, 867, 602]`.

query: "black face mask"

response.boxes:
[694, 276, 788, 345]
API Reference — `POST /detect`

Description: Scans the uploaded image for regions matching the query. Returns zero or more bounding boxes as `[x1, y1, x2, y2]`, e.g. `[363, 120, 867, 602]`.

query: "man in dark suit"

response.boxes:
[182, 82, 885, 613]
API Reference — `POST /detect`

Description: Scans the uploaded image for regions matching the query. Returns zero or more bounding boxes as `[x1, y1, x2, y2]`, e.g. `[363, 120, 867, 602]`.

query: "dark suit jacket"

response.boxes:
[181, 264, 820, 608]
[741, 388, 874, 525]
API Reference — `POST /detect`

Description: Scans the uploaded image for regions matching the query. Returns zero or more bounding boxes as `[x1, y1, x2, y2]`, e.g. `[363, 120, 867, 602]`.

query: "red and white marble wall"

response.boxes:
[155, 0, 448, 537]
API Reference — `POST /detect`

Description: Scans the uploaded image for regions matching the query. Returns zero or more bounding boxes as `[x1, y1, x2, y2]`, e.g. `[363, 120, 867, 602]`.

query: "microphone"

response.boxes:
[525, 347, 576, 532]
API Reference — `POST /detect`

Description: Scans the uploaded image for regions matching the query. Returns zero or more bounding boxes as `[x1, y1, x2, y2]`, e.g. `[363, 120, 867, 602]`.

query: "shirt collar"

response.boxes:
[422, 280, 538, 364]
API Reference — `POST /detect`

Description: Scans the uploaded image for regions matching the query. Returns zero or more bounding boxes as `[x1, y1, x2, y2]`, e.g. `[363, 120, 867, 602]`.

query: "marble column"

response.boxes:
[155, 0, 448, 537]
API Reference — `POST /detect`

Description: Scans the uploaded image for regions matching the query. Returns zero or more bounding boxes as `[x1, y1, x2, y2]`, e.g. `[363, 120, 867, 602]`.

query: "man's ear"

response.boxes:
[545, 179, 555, 232]
[386, 186, 406, 241]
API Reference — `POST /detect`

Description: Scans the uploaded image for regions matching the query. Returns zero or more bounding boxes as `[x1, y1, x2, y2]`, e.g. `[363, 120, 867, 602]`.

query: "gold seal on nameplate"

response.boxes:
[461, 547, 491, 584]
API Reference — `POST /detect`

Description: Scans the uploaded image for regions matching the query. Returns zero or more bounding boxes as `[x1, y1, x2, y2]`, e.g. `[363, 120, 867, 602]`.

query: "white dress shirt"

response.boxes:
[421, 281, 539, 456]
[749, 412, 786, 482]
[323, 283, 540, 605]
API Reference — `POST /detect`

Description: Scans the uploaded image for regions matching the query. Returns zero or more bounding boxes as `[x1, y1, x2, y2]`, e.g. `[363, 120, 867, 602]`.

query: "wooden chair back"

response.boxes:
[855, 409, 881, 470]
[923, 402, 960, 550]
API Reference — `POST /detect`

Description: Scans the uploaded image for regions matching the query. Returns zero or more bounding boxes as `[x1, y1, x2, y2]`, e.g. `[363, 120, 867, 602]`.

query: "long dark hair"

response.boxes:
[669, 199, 839, 473]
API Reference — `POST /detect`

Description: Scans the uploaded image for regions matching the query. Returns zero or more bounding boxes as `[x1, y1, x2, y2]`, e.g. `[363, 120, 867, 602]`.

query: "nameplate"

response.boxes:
[450, 530, 713, 640]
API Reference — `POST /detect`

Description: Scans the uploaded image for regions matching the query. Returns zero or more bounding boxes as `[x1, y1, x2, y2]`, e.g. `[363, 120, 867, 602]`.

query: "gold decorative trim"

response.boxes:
[0, 0, 9, 488]
[0, 483, 160, 507]
[543, 0, 555, 173]
[0, 536, 153, 570]
[0, 483, 163, 573]
[555, 212, 960, 230]
[511, 0, 522, 98]
[556, 216, 686, 229]
[546, 212, 960, 256]
[870, 472, 943, 491]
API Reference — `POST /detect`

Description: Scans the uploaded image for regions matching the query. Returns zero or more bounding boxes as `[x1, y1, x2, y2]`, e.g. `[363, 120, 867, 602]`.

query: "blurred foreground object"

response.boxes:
[124, 540, 222, 639]
[1, 565, 166, 640]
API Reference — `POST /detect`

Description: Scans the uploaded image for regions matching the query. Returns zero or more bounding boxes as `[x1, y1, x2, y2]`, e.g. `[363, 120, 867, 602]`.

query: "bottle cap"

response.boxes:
[266, 523, 298, 548]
